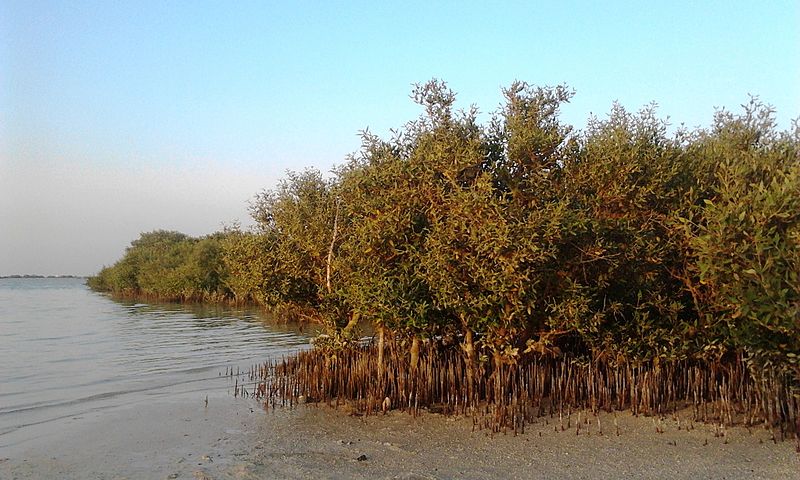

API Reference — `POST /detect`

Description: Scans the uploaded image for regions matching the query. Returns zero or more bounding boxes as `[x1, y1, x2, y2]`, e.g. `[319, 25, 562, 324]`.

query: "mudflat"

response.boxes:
[2, 396, 797, 479]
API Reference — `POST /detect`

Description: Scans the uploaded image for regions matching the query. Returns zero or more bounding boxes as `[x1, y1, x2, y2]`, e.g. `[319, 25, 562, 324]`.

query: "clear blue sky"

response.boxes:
[1, 0, 798, 275]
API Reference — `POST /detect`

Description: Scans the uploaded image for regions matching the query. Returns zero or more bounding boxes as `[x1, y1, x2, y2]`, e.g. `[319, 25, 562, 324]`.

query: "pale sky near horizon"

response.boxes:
[1, 1, 798, 276]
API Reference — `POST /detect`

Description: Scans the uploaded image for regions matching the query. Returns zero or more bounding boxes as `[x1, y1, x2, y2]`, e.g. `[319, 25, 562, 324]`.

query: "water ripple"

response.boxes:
[0, 277, 313, 448]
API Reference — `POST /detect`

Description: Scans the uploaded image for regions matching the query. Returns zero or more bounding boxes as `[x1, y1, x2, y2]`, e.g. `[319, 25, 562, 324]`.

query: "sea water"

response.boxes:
[0, 277, 311, 453]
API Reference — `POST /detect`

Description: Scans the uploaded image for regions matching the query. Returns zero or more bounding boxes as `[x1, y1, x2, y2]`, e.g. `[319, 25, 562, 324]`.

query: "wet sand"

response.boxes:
[2, 396, 798, 479]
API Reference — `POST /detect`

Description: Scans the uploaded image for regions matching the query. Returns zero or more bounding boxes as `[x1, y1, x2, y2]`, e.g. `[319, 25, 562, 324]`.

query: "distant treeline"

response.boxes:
[90, 80, 799, 379]
[1, 275, 84, 279]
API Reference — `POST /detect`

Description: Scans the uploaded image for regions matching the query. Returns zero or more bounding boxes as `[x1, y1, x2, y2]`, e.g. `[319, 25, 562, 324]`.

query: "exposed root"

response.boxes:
[241, 341, 798, 439]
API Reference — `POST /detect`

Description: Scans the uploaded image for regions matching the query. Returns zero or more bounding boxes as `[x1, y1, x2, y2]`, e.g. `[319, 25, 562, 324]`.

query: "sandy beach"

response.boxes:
[2, 394, 798, 480]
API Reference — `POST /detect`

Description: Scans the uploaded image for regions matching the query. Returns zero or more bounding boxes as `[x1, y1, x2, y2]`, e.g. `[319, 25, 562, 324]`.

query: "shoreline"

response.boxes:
[3, 395, 798, 479]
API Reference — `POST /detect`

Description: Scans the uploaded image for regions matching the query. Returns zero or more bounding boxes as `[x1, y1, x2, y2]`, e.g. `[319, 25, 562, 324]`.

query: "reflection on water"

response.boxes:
[0, 277, 313, 452]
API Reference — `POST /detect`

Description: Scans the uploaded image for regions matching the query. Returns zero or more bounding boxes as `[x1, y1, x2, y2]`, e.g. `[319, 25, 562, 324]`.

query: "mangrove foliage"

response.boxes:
[90, 80, 800, 434]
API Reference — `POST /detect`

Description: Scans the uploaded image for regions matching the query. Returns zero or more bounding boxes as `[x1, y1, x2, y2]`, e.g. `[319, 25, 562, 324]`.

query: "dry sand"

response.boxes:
[2, 396, 798, 479]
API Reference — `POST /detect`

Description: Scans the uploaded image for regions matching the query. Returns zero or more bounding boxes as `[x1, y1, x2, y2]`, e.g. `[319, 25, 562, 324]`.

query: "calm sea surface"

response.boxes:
[0, 277, 312, 452]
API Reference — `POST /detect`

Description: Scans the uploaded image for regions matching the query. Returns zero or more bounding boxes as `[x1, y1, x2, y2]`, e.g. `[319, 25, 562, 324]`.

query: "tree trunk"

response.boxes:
[464, 327, 476, 404]
[492, 350, 503, 404]
[377, 324, 386, 378]
[325, 199, 340, 295]
[410, 336, 421, 372]
[342, 311, 360, 337]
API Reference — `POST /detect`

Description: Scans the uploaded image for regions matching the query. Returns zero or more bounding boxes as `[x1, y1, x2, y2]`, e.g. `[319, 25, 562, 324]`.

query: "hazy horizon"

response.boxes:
[2, 1, 798, 276]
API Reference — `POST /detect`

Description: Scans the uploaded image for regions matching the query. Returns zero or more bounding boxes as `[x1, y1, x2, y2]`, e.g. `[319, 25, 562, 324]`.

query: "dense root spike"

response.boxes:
[247, 339, 798, 440]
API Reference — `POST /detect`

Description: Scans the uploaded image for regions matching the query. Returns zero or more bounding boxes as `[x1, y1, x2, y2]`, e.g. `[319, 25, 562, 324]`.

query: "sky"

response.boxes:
[1, 1, 798, 276]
